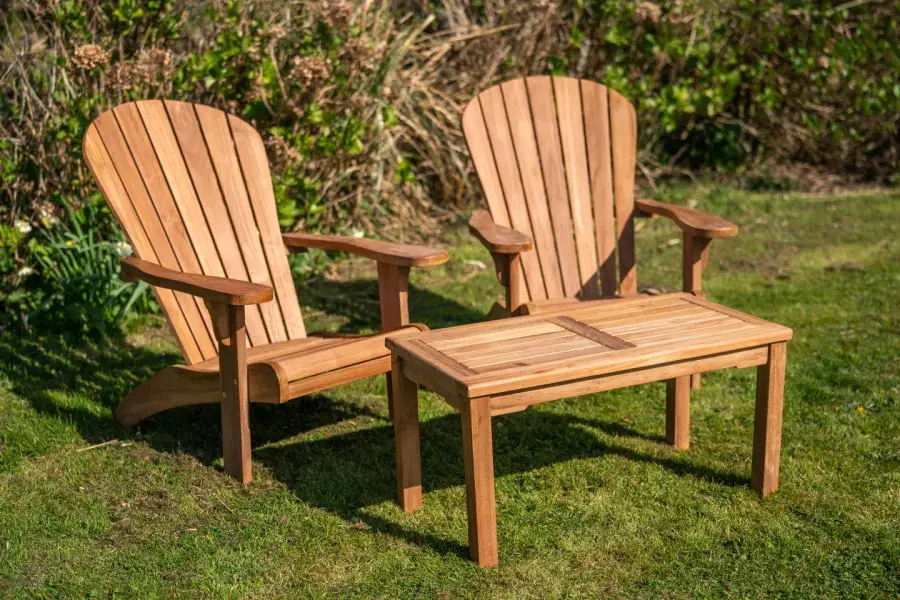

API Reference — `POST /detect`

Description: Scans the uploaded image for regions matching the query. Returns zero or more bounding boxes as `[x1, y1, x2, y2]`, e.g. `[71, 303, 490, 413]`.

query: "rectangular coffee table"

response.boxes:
[385, 293, 792, 567]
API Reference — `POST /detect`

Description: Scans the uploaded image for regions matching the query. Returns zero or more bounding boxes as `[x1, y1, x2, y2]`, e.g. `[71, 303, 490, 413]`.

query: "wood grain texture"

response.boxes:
[211, 303, 252, 484]
[463, 78, 740, 320]
[497, 80, 562, 297]
[608, 89, 638, 295]
[161, 100, 272, 347]
[554, 76, 600, 298]
[391, 356, 423, 512]
[752, 342, 787, 496]
[89, 112, 211, 363]
[385, 293, 790, 566]
[114, 361, 283, 427]
[636, 198, 739, 239]
[83, 123, 203, 364]
[462, 92, 531, 302]
[461, 398, 498, 567]
[194, 104, 286, 345]
[581, 80, 618, 297]
[472, 86, 547, 300]
[468, 209, 533, 253]
[229, 114, 307, 339]
[666, 376, 691, 449]
[387, 294, 792, 398]
[85, 100, 438, 483]
[121, 257, 273, 305]
[113, 102, 218, 355]
[463, 78, 643, 304]
[682, 233, 712, 298]
[547, 316, 635, 350]
[523, 76, 580, 297]
[486, 347, 767, 411]
[377, 263, 411, 331]
[283, 233, 448, 267]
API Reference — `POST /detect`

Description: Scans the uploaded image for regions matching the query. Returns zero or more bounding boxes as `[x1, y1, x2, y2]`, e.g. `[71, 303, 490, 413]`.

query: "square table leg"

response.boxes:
[666, 375, 691, 449]
[751, 342, 787, 496]
[461, 398, 498, 567]
[391, 356, 423, 512]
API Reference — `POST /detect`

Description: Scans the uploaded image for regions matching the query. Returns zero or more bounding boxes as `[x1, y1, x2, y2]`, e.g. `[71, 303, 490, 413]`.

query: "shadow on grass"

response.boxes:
[299, 277, 488, 332]
[0, 277, 750, 559]
[253, 407, 749, 559]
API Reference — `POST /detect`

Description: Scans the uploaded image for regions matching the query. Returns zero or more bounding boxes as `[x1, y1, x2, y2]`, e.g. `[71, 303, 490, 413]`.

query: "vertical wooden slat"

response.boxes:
[83, 125, 203, 364]
[500, 78, 565, 299]
[164, 101, 270, 347]
[552, 76, 600, 298]
[136, 101, 226, 279]
[228, 114, 306, 339]
[113, 103, 218, 359]
[93, 112, 213, 363]
[476, 87, 548, 301]
[194, 105, 287, 344]
[582, 81, 618, 297]
[522, 76, 580, 298]
[462, 101, 531, 302]
[609, 89, 638, 294]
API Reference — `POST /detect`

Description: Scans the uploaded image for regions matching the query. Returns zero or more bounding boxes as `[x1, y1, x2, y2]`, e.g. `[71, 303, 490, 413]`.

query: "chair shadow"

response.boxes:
[299, 278, 487, 332]
[1, 277, 751, 561]
[254, 408, 749, 559]
[0, 331, 386, 463]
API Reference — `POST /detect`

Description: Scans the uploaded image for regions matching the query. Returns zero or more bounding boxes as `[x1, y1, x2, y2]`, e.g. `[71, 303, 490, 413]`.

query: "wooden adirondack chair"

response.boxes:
[462, 76, 739, 388]
[83, 100, 448, 483]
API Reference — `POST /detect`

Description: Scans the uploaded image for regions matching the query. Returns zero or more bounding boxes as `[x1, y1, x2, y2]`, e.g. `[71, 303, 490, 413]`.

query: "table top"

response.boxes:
[387, 293, 792, 400]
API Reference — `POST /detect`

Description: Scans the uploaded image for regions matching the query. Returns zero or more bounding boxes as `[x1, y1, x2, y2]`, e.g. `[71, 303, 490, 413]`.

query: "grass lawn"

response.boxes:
[0, 185, 898, 598]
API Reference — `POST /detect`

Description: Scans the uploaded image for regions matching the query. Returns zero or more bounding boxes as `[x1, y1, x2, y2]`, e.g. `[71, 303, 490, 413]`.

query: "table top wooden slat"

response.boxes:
[386, 293, 792, 399]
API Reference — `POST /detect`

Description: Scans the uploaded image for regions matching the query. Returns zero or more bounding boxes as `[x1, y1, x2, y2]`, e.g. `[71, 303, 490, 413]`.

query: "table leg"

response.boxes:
[666, 376, 691, 450]
[691, 373, 702, 389]
[461, 398, 498, 567]
[391, 356, 422, 512]
[751, 342, 787, 497]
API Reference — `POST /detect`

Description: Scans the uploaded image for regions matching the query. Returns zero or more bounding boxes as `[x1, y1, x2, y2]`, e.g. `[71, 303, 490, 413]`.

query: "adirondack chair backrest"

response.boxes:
[462, 76, 638, 304]
[83, 100, 306, 365]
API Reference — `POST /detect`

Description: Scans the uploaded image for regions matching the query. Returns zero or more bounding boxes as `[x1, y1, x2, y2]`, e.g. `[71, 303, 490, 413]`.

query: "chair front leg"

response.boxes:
[206, 301, 252, 484]
[490, 252, 523, 316]
[682, 233, 712, 389]
[377, 262, 411, 420]
[377, 262, 411, 331]
[682, 232, 711, 298]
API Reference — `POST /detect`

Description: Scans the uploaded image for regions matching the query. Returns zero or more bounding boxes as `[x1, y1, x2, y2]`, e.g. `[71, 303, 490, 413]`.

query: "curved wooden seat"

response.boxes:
[116, 325, 427, 428]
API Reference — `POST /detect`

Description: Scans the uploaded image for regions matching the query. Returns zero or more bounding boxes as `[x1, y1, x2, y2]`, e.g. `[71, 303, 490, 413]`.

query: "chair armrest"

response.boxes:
[120, 257, 273, 306]
[282, 233, 448, 268]
[635, 198, 738, 239]
[468, 209, 533, 254]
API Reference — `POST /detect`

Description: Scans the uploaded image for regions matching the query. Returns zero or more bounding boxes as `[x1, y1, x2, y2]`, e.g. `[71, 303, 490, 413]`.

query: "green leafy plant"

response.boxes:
[27, 201, 152, 337]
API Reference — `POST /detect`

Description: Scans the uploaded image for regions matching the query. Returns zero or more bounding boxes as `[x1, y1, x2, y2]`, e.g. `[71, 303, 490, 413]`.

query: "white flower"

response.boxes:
[114, 241, 133, 258]
[17, 266, 34, 277]
[351, 229, 365, 238]
[14, 219, 32, 234]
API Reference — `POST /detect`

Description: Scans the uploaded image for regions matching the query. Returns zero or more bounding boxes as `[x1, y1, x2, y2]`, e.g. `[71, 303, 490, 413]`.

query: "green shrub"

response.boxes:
[1, 0, 896, 335]
[12, 199, 152, 336]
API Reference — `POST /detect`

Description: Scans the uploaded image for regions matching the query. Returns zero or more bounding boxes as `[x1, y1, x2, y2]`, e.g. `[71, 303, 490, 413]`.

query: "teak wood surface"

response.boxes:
[83, 100, 448, 483]
[462, 76, 738, 323]
[386, 293, 792, 567]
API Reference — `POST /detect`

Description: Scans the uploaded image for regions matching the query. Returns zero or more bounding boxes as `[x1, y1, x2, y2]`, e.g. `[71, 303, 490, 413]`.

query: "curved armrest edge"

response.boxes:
[120, 257, 274, 305]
